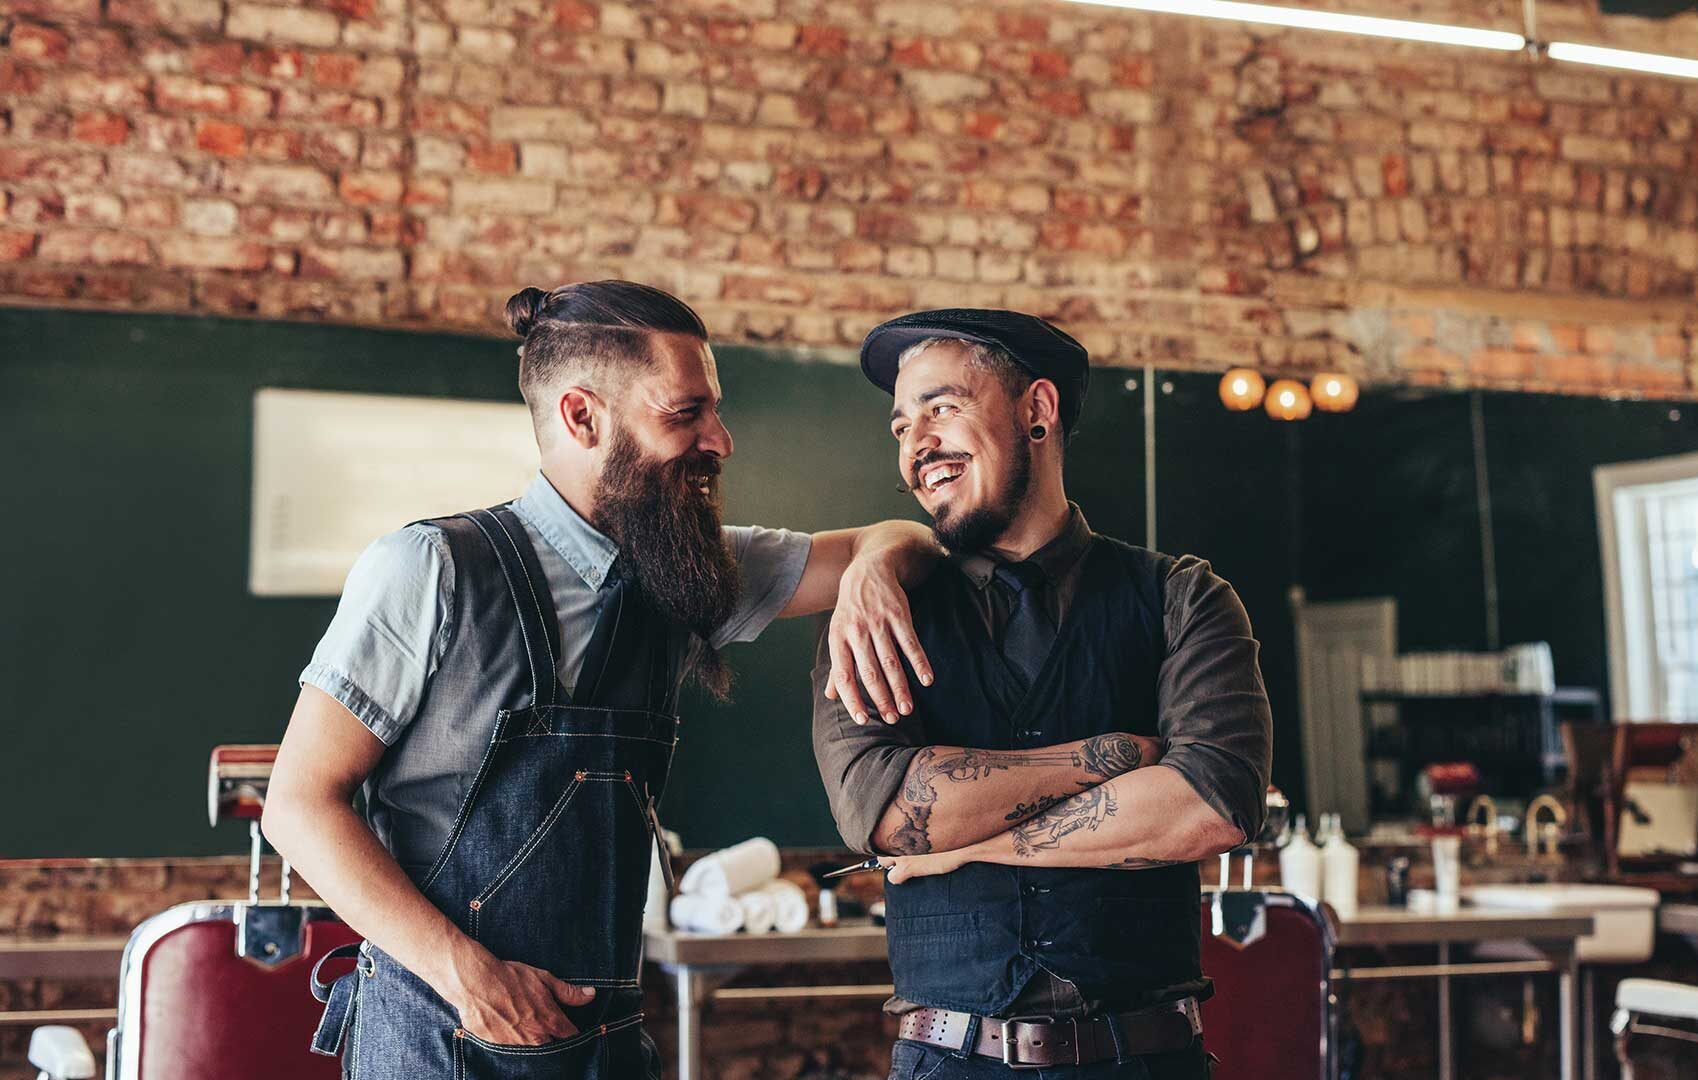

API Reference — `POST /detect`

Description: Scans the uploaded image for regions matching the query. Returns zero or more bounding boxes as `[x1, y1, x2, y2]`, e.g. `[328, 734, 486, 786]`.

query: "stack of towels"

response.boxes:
[668, 837, 809, 934]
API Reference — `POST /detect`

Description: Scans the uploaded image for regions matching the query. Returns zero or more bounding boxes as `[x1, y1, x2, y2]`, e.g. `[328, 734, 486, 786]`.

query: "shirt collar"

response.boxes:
[511, 472, 620, 590]
[953, 502, 1094, 590]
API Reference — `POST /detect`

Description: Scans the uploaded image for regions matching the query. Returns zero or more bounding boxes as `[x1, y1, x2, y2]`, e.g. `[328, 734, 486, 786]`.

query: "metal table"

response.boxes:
[646, 904, 1597, 1080]
[1333, 906, 1594, 1080]
[643, 922, 889, 1080]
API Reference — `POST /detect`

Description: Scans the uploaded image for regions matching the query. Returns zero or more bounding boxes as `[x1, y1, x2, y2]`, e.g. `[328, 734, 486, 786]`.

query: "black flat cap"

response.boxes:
[860, 308, 1090, 431]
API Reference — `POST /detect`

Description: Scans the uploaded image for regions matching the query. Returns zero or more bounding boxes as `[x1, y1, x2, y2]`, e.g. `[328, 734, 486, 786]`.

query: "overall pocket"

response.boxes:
[452, 1013, 644, 1080]
[466, 768, 659, 987]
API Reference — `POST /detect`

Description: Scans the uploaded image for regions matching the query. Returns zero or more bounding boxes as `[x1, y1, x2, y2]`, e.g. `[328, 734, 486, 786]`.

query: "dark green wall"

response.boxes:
[2, 308, 1149, 858]
[11, 306, 1682, 857]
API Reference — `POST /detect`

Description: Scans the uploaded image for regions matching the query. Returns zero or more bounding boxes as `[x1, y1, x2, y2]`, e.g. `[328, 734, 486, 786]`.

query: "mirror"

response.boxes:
[1147, 369, 1698, 834]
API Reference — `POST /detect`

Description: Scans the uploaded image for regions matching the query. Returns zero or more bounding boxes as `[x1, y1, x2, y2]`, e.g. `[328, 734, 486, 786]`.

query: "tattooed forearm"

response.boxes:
[1079, 733, 1147, 777]
[875, 735, 1156, 855]
[1079, 733, 1142, 778]
[1005, 792, 1072, 822]
[886, 801, 933, 855]
[1012, 786, 1118, 856]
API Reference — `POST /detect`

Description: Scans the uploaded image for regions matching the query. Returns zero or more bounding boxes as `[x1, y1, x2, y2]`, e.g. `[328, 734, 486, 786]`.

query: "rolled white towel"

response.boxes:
[736, 889, 776, 934]
[669, 894, 743, 934]
[677, 837, 780, 899]
[759, 879, 809, 934]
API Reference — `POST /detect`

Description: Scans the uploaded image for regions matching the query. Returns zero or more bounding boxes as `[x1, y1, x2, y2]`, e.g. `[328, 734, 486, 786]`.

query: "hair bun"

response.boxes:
[503, 286, 549, 337]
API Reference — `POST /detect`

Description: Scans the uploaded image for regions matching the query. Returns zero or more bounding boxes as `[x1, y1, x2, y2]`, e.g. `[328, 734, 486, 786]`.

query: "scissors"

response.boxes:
[821, 856, 888, 879]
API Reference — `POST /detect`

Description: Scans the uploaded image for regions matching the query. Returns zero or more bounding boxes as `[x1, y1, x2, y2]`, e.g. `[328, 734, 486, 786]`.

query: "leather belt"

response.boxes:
[897, 998, 1202, 1069]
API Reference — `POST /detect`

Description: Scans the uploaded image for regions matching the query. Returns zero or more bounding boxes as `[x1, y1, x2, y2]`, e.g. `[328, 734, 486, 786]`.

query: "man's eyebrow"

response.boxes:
[663, 394, 716, 410]
[891, 383, 974, 422]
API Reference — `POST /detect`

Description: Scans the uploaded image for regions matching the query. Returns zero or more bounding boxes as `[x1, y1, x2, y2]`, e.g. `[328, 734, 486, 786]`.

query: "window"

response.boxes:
[1597, 451, 1698, 721]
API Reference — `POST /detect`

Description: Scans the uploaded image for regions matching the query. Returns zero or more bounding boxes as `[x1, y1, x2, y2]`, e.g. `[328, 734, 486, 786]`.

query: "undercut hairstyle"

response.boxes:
[504, 280, 708, 444]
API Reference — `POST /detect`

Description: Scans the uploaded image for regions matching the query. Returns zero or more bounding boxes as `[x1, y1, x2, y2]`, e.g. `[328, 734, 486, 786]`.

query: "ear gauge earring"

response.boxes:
[1030, 425, 1047, 441]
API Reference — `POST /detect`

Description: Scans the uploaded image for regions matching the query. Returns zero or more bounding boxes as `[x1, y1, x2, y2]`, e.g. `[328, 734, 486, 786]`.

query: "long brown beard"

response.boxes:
[593, 425, 741, 701]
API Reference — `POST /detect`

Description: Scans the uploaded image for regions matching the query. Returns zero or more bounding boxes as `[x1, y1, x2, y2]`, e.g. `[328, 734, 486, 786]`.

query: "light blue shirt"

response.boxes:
[300, 472, 812, 868]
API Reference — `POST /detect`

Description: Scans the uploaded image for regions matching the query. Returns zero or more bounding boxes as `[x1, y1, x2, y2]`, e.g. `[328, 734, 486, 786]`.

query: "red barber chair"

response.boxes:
[1200, 847, 1340, 1080]
[29, 745, 360, 1080]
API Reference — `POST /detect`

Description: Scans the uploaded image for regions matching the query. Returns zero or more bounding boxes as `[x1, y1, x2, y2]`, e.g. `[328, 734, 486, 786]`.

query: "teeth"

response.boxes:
[920, 462, 965, 491]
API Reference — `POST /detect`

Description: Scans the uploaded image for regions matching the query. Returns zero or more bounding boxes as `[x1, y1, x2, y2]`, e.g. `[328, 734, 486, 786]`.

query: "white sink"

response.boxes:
[1464, 883, 1661, 963]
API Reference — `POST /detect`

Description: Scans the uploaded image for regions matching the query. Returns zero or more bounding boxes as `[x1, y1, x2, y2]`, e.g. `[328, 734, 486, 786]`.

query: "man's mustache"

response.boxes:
[900, 450, 971, 493]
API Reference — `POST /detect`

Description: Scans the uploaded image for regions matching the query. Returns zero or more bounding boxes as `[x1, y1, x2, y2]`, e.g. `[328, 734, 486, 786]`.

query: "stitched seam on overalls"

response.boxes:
[468, 777, 589, 914]
[622, 777, 649, 817]
[461, 1012, 645, 1056]
[505, 732, 675, 746]
[349, 973, 364, 1080]
[485, 508, 558, 712]
[418, 711, 508, 894]
[421, 509, 550, 894]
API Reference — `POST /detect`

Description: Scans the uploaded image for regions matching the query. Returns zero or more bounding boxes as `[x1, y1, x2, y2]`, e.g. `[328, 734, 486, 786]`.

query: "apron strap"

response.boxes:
[464, 507, 561, 712]
[308, 943, 364, 1058]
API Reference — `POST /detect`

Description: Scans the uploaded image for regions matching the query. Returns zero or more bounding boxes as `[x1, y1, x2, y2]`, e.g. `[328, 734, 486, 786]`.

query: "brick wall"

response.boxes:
[1, 0, 1695, 395]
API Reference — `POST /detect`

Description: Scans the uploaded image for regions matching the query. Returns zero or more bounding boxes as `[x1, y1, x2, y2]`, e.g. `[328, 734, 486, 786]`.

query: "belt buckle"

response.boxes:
[999, 1015, 1078, 1069]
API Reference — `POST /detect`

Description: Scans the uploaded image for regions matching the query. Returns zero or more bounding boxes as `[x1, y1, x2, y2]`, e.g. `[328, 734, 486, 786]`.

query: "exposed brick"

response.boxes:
[71, 112, 129, 146]
[11, 23, 71, 61]
[222, 162, 336, 203]
[227, 4, 342, 48]
[108, 0, 223, 31]
[38, 228, 152, 266]
[196, 119, 248, 156]
[0, 231, 41, 261]
[158, 234, 270, 270]
[181, 198, 239, 235]
[339, 170, 403, 205]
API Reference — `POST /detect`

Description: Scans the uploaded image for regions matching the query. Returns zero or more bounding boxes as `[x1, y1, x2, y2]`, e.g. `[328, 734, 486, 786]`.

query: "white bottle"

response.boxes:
[1279, 813, 1321, 902]
[1320, 817, 1360, 918]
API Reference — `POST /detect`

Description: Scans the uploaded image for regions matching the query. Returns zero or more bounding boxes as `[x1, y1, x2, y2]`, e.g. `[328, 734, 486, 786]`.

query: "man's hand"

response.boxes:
[880, 849, 969, 885]
[448, 956, 596, 1046]
[825, 554, 933, 725]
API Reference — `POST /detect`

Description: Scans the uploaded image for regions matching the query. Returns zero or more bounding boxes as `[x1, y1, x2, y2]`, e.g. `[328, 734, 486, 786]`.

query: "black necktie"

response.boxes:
[993, 561, 1054, 690]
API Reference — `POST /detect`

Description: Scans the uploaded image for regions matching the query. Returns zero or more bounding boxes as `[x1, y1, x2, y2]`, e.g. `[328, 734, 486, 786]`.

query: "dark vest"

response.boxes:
[883, 535, 1201, 1014]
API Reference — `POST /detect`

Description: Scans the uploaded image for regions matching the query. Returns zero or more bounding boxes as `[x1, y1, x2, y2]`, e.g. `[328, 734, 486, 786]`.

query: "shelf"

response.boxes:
[1361, 688, 1601, 706]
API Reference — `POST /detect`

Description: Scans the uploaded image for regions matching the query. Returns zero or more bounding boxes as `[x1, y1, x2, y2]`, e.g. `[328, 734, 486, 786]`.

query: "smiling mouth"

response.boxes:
[917, 460, 967, 494]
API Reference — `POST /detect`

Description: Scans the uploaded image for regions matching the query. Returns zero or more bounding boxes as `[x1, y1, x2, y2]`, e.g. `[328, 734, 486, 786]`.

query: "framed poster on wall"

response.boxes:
[249, 388, 537, 596]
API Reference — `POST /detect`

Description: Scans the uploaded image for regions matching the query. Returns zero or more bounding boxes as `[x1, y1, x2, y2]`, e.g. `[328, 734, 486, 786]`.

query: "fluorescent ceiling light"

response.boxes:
[1547, 42, 1698, 80]
[1060, 0, 1525, 51]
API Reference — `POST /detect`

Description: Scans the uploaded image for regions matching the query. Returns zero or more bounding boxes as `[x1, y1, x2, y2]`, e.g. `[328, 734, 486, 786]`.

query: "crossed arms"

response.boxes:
[810, 556, 1274, 881]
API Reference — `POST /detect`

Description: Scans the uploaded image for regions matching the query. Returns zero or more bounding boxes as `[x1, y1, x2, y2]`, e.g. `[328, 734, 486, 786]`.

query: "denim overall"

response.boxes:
[311, 506, 680, 1079]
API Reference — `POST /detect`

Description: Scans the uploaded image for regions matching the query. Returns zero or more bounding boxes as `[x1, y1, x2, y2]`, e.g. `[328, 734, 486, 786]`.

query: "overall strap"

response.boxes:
[462, 506, 561, 712]
[573, 560, 668, 709]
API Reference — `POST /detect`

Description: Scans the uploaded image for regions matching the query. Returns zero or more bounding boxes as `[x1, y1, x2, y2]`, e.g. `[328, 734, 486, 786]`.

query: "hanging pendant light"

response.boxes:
[1310, 372, 1359, 413]
[1219, 368, 1266, 411]
[1265, 379, 1312, 421]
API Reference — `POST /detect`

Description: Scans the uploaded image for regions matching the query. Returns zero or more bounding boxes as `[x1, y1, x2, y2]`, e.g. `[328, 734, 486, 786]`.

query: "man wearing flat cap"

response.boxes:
[812, 310, 1272, 1078]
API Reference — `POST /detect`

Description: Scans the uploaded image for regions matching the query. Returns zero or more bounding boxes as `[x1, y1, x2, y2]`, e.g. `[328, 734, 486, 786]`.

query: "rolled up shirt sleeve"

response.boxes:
[709, 525, 812, 649]
[298, 524, 454, 746]
[1155, 555, 1273, 845]
[810, 628, 924, 855]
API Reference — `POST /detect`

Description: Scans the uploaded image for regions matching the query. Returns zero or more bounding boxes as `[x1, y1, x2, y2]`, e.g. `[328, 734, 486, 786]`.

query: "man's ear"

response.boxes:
[558, 386, 604, 449]
[1024, 378, 1062, 431]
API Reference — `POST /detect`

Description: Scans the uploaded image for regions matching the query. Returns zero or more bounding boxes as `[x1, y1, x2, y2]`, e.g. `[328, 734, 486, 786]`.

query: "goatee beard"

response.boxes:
[593, 426, 741, 701]
[928, 428, 1031, 554]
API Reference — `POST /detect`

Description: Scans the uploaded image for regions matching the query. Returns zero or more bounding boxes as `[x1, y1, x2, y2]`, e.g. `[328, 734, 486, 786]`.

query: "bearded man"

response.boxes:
[812, 310, 1272, 1079]
[263, 281, 941, 1080]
